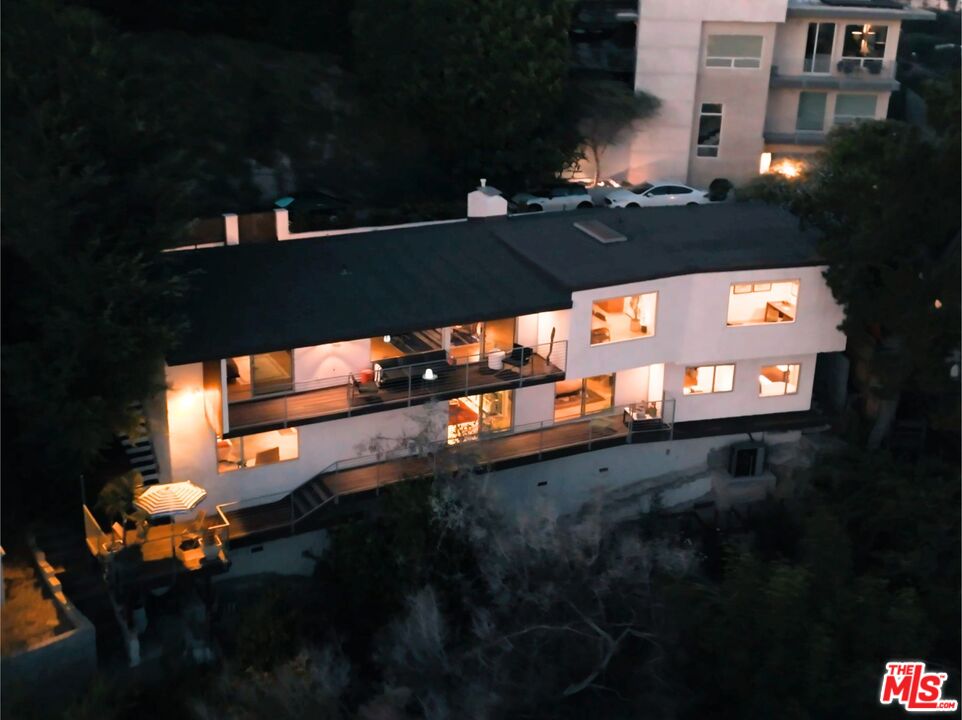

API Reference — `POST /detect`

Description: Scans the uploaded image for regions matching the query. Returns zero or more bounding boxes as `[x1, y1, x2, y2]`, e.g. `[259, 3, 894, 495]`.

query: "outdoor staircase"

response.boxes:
[118, 404, 160, 485]
[290, 475, 335, 520]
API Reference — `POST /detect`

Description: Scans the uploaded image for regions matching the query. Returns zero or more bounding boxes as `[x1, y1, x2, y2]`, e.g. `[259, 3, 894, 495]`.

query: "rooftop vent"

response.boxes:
[574, 220, 626, 244]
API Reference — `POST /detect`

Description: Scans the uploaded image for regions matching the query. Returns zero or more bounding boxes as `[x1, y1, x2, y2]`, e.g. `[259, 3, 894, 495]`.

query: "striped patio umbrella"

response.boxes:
[133, 481, 207, 517]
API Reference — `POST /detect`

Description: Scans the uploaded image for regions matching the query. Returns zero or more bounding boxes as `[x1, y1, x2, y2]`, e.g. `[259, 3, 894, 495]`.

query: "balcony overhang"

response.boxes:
[770, 72, 899, 92]
[786, 3, 936, 21]
[764, 131, 827, 146]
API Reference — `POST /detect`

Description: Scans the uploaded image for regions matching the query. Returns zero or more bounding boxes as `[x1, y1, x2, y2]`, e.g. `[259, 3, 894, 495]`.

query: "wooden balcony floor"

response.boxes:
[219, 412, 636, 540]
[226, 354, 563, 434]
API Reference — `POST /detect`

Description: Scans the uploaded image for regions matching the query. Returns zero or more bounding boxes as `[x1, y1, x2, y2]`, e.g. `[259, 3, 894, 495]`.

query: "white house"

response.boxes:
[146, 188, 847, 548]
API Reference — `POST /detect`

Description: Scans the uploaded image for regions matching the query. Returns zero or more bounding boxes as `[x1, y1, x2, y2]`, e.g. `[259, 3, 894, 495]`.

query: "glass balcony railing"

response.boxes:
[226, 340, 568, 434]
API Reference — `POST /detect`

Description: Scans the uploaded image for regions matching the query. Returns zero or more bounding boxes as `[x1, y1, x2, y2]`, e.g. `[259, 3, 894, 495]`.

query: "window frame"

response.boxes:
[725, 279, 801, 328]
[757, 363, 801, 397]
[589, 291, 659, 346]
[705, 34, 764, 69]
[803, 22, 836, 74]
[696, 103, 723, 158]
[682, 363, 736, 396]
[833, 93, 877, 126]
[796, 91, 828, 132]
[841, 23, 888, 61]
[217, 427, 300, 474]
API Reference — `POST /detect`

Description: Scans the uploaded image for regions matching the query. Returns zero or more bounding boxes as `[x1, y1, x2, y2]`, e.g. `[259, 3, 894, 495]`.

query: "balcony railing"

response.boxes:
[217, 397, 675, 540]
[226, 340, 567, 434]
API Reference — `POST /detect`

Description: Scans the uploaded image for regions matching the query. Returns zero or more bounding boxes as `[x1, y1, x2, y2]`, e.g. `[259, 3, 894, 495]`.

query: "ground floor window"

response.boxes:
[758, 364, 800, 397]
[554, 374, 615, 422]
[683, 364, 735, 395]
[447, 389, 513, 443]
[217, 428, 299, 473]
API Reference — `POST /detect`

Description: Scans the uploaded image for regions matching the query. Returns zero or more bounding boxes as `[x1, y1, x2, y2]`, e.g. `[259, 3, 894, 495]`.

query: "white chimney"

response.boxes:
[467, 179, 507, 219]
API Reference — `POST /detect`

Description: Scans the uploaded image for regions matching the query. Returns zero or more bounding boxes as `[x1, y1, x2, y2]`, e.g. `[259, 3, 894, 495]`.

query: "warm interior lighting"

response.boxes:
[771, 159, 800, 178]
[422, 368, 437, 381]
[759, 152, 772, 174]
[383, 335, 391, 343]
[934, 299, 943, 309]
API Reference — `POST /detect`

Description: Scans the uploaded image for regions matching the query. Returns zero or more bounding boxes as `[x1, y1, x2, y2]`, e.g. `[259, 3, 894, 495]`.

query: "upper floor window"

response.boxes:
[706, 35, 763, 68]
[804, 22, 835, 73]
[796, 91, 827, 132]
[727, 280, 799, 326]
[758, 364, 800, 397]
[842, 24, 887, 59]
[683, 364, 735, 395]
[590, 292, 657, 345]
[696, 103, 723, 157]
[834, 94, 877, 125]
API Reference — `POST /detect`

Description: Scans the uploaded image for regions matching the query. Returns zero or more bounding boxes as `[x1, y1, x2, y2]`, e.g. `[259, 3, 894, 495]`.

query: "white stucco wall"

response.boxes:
[294, 339, 370, 388]
[564, 265, 845, 380]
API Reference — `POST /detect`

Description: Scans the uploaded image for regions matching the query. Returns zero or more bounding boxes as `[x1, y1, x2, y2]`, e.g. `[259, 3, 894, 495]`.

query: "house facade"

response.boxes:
[572, 0, 933, 186]
[148, 192, 846, 542]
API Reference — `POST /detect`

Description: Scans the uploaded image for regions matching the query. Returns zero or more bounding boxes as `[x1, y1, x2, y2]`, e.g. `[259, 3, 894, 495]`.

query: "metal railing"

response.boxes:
[226, 340, 567, 433]
[218, 396, 675, 539]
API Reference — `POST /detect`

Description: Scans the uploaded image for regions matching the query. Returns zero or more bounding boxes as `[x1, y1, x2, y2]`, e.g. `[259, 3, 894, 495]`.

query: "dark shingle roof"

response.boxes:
[165, 203, 822, 365]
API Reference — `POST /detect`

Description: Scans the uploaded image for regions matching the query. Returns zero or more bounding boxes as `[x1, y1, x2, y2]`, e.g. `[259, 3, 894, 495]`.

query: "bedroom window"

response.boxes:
[217, 428, 299, 473]
[726, 280, 799, 326]
[554, 374, 615, 422]
[590, 292, 657, 345]
[758, 364, 800, 397]
[683, 364, 735, 395]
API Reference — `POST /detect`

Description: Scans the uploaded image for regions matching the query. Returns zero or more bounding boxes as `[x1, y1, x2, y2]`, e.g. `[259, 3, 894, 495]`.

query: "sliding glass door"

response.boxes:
[251, 350, 294, 395]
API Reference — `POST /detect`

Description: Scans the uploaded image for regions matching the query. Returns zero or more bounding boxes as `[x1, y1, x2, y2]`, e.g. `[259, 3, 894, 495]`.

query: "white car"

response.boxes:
[604, 181, 711, 209]
[512, 184, 595, 212]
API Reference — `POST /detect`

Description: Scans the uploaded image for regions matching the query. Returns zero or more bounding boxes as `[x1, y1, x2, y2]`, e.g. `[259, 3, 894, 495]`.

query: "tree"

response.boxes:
[741, 121, 960, 447]
[351, 0, 583, 192]
[572, 79, 660, 185]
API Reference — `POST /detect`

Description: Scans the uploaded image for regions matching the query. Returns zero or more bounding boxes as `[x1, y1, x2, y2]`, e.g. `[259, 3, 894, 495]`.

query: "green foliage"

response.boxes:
[351, 0, 582, 191]
[668, 448, 959, 720]
[95, 471, 140, 531]
[229, 587, 306, 672]
[572, 79, 660, 183]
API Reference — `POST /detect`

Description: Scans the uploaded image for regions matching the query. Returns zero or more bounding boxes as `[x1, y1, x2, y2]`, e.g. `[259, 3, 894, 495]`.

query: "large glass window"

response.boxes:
[842, 24, 887, 59]
[447, 390, 513, 443]
[706, 35, 763, 68]
[554, 375, 615, 422]
[804, 23, 835, 73]
[834, 94, 877, 125]
[251, 351, 294, 395]
[696, 104, 723, 157]
[726, 280, 799, 326]
[227, 351, 293, 399]
[758, 364, 801, 397]
[683, 364, 735, 395]
[796, 92, 827, 132]
[590, 292, 657, 345]
[217, 428, 299, 473]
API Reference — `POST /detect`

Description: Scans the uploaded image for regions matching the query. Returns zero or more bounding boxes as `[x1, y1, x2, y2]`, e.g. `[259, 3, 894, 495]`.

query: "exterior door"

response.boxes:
[251, 350, 294, 395]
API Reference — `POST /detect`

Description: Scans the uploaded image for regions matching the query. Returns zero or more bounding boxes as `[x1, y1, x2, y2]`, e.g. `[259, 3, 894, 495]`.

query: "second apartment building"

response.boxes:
[576, 0, 932, 186]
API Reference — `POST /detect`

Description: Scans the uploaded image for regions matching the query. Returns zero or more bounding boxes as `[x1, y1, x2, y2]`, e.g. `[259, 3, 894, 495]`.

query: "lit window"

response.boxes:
[217, 428, 299, 473]
[706, 35, 763, 68]
[842, 24, 887, 59]
[758, 364, 800, 397]
[683, 364, 735, 395]
[590, 293, 657, 345]
[554, 375, 615, 422]
[726, 280, 799, 326]
[696, 104, 723, 157]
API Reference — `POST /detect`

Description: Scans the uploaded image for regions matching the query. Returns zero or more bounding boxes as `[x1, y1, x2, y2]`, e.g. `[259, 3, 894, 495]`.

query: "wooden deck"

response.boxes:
[226, 354, 563, 435]
[218, 412, 642, 541]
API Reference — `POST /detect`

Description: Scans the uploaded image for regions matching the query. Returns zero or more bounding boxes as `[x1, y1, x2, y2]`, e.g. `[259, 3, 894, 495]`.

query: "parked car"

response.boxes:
[511, 183, 595, 212]
[274, 192, 350, 230]
[603, 181, 711, 209]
